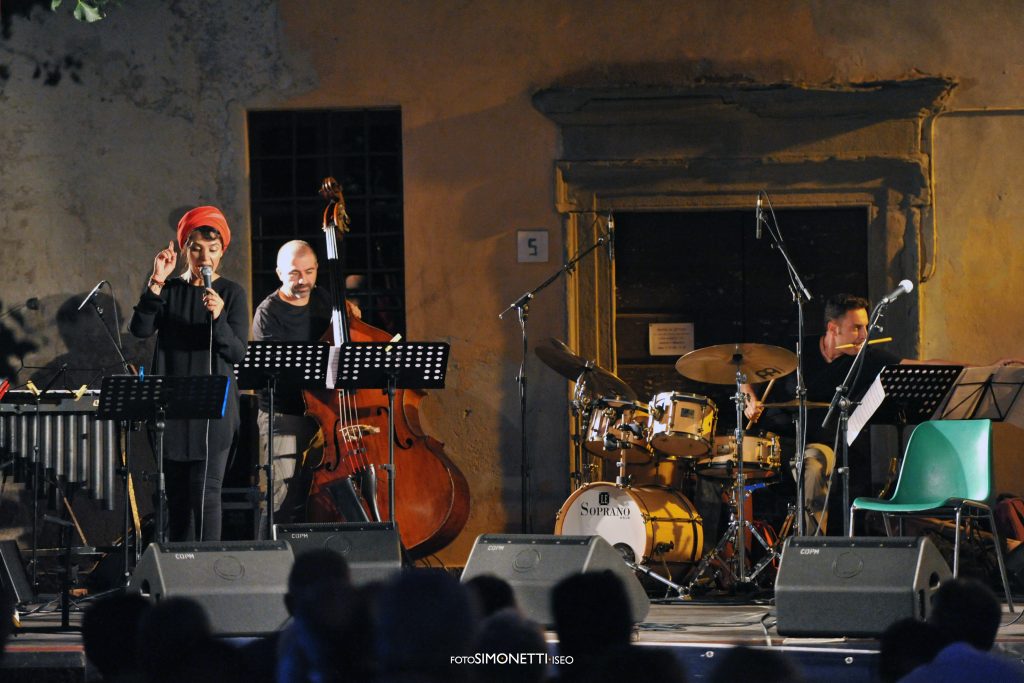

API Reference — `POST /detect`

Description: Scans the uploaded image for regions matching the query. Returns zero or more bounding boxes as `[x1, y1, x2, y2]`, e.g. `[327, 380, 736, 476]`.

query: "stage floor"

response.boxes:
[5, 599, 1024, 682]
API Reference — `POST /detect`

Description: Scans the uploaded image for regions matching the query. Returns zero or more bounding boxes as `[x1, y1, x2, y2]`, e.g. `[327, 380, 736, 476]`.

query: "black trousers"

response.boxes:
[164, 447, 229, 542]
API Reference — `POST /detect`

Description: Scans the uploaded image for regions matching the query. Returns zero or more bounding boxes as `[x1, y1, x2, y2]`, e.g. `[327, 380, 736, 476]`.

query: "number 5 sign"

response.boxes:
[516, 229, 549, 263]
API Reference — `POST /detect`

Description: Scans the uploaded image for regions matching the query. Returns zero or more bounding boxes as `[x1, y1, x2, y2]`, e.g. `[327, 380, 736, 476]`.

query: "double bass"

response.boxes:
[303, 178, 470, 559]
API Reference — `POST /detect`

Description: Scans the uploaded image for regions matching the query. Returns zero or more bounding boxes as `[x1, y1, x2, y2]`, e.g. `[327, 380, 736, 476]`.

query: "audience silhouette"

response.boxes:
[550, 570, 634, 682]
[375, 568, 480, 682]
[81, 592, 152, 682]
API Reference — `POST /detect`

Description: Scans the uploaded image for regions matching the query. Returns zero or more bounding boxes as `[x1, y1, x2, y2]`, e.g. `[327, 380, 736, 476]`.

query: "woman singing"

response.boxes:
[129, 206, 248, 541]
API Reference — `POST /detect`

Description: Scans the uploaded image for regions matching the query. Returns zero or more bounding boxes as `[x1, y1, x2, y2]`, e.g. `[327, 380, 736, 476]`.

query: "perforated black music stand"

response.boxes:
[98, 374, 230, 545]
[235, 341, 331, 536]
[333, 342, 450, 524]
[848, 365, 964, 443]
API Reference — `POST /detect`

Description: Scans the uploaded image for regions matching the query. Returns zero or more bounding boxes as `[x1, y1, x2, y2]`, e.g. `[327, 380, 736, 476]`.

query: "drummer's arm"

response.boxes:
[741, 383, 763, 421]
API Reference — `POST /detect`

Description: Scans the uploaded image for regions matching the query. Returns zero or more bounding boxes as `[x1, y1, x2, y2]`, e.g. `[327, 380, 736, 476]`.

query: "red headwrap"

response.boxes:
[176, 206, 231, 250]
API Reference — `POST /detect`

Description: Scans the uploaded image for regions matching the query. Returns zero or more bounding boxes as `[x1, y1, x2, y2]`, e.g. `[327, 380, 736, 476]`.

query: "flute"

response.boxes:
[835, 336, 893, 350]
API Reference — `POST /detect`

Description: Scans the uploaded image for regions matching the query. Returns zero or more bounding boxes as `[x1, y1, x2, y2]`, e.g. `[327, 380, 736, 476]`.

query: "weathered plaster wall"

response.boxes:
[3, 0, 1023, 564]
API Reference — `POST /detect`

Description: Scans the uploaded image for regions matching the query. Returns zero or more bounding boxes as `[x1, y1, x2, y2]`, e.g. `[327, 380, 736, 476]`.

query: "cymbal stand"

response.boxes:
[684, 364, 777, 592]
[569, 375, 594, 490]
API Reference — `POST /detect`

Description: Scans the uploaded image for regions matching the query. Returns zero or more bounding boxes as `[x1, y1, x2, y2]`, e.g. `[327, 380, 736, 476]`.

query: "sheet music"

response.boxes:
[847, 374, 885, 445]
[327, 346, 340, 389]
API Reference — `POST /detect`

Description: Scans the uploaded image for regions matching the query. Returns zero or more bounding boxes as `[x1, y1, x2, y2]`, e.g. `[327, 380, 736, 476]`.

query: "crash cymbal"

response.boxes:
[762, 399, 831, 410]
[674, 343, 797, 385]
[535, 338, 637, 400]
[535, 338, 589, 380]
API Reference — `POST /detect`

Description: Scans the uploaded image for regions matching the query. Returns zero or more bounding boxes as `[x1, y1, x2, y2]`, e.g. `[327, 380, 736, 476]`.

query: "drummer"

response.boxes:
[745, 293, 1022, 534]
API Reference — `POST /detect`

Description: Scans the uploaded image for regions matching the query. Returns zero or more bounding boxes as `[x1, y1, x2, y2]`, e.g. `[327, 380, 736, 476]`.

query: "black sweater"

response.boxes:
[128, 276, 248, 461]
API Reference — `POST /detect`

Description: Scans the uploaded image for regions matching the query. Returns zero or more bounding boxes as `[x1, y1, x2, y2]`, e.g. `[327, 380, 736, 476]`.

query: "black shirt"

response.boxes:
[251, 286, 332, 415]
[128, 275, 249, 461]
[761, 335, 902, 444]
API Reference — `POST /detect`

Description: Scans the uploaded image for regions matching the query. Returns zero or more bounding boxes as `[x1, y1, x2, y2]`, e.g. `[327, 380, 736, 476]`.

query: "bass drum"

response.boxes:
[555, 483, 703, 565]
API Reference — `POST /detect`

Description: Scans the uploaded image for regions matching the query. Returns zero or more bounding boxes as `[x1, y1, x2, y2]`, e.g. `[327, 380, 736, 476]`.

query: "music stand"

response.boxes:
[847, 365, 964, 444]
[939, 365, 1024, 426]
[98, 374, 230, 546]
[334, 342, 450, 524]
[235, 341, 332, 536]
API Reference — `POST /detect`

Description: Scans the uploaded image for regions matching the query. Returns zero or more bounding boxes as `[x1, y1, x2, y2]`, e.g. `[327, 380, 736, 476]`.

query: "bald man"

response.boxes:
[252, 240, 333, 525]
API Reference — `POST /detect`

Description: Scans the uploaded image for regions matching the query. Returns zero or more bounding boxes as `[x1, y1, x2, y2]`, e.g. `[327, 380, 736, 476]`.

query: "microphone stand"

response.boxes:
[84, 286, 141, 579]
[758, 195, 813, 535]
[498, 216, 610, 533]
[821, 299, 888, 536]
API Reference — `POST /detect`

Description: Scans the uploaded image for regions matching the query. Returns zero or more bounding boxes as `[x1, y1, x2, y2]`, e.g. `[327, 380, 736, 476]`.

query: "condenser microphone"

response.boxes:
[607, 211, 615, 261]
[77, 280, 107, 311]
[755, 195, 763, 240]
[880, 279, 914, 305]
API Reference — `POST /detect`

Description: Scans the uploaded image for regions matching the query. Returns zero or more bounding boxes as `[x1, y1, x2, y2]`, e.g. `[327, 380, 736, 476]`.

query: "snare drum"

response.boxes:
[555, 483, 703, 564]
[584, 399, 652, 465]
[696, 432, 782, 480]
[648, 392, 718, 458]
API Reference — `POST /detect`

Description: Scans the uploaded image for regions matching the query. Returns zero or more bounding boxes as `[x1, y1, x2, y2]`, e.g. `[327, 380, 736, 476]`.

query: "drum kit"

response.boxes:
[543, 338, 803, 595]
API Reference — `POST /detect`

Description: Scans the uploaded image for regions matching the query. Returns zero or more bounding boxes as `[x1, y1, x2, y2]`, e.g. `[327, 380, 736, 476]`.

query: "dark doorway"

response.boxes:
[615, 207, 870, 430]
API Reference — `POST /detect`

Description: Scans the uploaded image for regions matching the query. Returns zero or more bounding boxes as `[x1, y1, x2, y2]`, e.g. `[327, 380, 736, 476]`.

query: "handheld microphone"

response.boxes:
[77, 280, 107, 311]
[755, 195, 763, 240]
[607, 211, 615, 262]
[880, 279, 914, 305]
[200, 266, 213, 290]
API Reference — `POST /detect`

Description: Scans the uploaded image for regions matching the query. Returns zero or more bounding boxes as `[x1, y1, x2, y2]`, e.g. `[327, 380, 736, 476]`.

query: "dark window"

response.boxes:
[247, 109, 405, 335]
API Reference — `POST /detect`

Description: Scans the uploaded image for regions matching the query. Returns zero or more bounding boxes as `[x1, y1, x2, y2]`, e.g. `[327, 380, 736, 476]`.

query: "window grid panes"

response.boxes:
[247, 108, 405, 335]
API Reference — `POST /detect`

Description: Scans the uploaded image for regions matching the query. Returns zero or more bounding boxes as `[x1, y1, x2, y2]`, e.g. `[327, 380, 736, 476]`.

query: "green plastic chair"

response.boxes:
[849, 419, 1015, 610]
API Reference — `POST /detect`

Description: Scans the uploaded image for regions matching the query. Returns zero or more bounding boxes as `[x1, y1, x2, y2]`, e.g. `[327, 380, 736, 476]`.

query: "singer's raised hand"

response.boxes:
[203, 287, 224, 319]
[152, 240, 177, 282]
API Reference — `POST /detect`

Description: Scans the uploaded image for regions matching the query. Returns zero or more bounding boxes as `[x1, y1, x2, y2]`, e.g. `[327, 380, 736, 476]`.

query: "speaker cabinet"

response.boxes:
[775, 536, 951, 637]
[0, 540, 33, 605]
[273, 522, 402, 586]
[460, 534, 650, 626]
[128, 540, 294, 636]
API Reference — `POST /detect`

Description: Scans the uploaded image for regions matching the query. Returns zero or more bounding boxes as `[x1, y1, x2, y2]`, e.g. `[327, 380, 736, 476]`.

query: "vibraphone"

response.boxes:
[0, 390, 118, 510]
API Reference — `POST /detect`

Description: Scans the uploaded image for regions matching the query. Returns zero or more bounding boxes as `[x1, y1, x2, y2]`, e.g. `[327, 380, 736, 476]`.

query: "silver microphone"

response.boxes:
[200, 265, 213, 290]
[755, 195, 763, 240]
[77, 280, 107, 311]
[880, 279, 914, 305]
[607, 211, 615, 261]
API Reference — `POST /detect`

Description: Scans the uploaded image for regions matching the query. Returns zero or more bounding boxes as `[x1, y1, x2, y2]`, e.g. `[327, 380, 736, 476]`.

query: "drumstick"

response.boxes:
[745, 378, 775, 430]
[835, 336, 893, 350]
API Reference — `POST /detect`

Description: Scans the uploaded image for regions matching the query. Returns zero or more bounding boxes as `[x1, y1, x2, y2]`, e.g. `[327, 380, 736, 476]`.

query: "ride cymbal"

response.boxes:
[674, 343, 797, 385]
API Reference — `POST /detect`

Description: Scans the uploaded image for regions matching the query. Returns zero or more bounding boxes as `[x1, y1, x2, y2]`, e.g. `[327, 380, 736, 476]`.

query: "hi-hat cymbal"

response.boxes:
[674, 343, 797, 385]
[535, 338, 637, 400]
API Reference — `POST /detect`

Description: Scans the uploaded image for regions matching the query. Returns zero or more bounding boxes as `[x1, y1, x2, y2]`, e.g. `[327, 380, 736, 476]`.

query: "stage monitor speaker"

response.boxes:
[273, 521, 402, 586]
[128, 540, 294, 636]
[460, 534, 650, 626]
[0, 540, 33, 606]
[775, 536, 951, 637]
